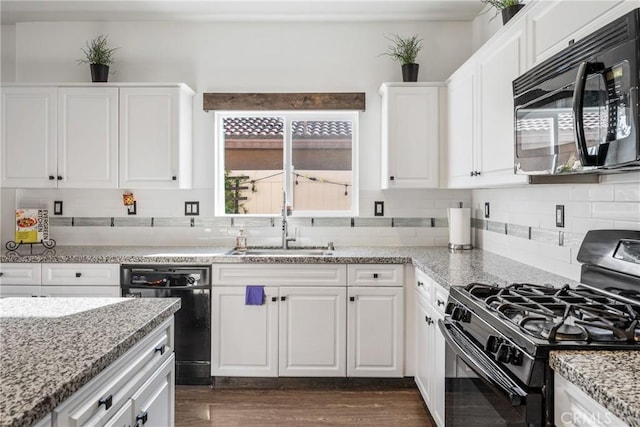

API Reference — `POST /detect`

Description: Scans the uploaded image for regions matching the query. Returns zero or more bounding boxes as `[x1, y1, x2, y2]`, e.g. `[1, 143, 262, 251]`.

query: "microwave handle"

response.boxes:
[573, 61, 605, 167]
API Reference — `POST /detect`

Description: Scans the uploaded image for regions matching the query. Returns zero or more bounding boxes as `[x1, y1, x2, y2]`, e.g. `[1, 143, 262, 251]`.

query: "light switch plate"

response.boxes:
[53, 201, 63, 216]
[556, 205, 565, 228]
[374, 201, 384, 217]
[185, 201, 200, 216]
[484, 202, 490, 219]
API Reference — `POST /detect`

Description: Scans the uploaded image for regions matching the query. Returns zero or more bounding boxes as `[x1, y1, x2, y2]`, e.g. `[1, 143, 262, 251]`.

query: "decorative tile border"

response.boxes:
[472, 218, 584, 248]
[47, 216, 448, 229]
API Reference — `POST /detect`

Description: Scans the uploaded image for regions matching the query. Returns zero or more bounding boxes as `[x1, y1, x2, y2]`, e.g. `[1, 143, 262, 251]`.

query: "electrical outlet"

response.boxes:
[374, 201, 384, 217]
[53, 201, 63, 216]
[484, 202, 490, 219]
[185, 201, 200, 216]
[556, 205, 565, 228]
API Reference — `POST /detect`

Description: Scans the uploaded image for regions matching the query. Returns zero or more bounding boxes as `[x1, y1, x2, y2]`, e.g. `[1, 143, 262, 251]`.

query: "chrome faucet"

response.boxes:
[282, 192, 296, 249]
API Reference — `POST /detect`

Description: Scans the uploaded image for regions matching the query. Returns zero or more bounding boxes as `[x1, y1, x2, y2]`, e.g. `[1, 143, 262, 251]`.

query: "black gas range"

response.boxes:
[439, 230, 640, 427]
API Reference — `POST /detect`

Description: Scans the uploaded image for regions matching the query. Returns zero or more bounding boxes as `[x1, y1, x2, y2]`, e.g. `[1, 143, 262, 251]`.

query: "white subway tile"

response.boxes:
[570, 217, 615, 234]
[570, 184, 614, 202]
[614, 183, 640, 202]
[613, 220, 640, 231]
[592, 202, 640, 221]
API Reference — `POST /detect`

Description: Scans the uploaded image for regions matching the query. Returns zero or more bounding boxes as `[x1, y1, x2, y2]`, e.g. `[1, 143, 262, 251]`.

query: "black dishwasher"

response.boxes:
[121, 265, 211, 385]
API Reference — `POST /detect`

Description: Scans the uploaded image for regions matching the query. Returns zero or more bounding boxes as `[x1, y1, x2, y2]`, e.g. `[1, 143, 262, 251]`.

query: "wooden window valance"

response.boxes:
[203, 92, 366, 112]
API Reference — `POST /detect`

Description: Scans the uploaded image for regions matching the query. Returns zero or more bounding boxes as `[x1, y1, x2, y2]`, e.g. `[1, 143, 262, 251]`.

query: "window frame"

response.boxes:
[215, 110, 359, 217]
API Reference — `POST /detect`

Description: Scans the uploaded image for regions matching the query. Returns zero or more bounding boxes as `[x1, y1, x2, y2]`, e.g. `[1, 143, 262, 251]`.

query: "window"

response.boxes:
[216, 111, 358, 216]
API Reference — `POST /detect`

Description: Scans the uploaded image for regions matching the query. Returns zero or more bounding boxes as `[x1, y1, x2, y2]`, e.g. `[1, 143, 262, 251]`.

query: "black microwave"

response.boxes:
[513, 8, 639, 175]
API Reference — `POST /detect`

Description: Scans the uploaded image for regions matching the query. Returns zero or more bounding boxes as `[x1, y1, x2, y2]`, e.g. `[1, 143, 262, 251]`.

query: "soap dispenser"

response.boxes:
[235, 228, 248, 251]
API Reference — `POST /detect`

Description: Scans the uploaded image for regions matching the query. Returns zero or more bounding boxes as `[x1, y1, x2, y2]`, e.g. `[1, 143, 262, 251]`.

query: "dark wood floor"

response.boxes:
[176, 386, 435, 426]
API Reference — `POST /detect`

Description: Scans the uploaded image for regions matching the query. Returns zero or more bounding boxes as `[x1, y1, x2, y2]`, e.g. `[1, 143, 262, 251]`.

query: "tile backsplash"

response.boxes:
[471, 172, 640, 281]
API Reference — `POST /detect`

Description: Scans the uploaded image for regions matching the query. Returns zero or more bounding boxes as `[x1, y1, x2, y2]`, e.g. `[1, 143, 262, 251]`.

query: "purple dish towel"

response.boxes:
[245, 285, 265, 305]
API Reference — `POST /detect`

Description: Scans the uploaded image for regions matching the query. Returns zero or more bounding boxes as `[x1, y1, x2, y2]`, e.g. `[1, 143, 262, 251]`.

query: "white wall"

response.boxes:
[2, 19, 474, 246]
[472, 172, 640, 281]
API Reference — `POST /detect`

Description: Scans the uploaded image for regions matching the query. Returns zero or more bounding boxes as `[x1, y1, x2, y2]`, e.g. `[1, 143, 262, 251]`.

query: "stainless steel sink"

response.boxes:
[225, 248, 333, 256]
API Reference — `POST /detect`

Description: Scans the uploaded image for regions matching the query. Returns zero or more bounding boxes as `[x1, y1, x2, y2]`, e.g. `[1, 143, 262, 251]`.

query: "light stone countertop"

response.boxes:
[0, 297, 180, 427]
[550, 351, 640, 427]
[3, 244, 635, 425]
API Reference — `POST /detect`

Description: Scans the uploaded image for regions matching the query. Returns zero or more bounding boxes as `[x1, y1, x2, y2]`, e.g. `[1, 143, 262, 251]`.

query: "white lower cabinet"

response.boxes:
[279, 287, 346, 377]
[0, 263, 42, 296]
[212, 285, 346, 377]
[212, 286, 279, 377]
[415, 268, 447, 427]
[41, 263, 120, 297]
[554, 372, 626, 427]
[211, 263, 404, 378]
[347, 286, 404, 377]
[52, 317, 175, 427]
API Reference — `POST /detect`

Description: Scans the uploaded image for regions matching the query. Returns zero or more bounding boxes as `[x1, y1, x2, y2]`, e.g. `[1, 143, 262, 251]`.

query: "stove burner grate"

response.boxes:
[466, 283, 640, 343]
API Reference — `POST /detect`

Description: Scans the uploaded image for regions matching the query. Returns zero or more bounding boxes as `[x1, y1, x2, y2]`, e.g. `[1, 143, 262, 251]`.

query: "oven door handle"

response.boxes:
[572, 61, 606, 167]
[438, 319, 528, 407]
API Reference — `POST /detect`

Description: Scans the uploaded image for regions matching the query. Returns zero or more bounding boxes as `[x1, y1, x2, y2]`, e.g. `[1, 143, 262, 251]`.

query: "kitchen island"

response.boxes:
[0, 297, 180, 427]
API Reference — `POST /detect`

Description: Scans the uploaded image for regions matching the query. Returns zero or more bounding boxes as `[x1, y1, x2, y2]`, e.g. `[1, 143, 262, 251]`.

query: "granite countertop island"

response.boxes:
[550, 351, 640, 426]
[0, 297, 180, 427]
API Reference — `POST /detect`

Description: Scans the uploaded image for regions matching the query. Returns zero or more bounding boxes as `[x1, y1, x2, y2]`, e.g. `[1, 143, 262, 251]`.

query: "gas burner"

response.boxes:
[464, 282, 640, 343]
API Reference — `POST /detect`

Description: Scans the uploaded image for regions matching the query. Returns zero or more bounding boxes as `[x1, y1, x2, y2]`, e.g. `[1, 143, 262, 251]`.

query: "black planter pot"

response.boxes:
[90, 64, 110, 82]
[501, 4, 525, 25]
[401, 63, 419, 82]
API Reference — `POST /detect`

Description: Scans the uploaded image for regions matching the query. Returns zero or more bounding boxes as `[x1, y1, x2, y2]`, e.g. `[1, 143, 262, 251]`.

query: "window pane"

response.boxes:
[291, 120, 352, 211]
[223, 117, 283, 214]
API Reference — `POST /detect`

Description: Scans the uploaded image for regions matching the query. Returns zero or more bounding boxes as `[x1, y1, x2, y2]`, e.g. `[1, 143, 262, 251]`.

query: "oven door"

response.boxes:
[439, 319, 544, 427]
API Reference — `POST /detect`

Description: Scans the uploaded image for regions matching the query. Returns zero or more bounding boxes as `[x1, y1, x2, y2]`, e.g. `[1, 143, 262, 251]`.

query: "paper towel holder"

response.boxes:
[448, 202, 473, 252]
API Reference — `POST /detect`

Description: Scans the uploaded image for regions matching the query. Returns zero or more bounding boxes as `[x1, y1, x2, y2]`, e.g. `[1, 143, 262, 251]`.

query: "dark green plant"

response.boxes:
[225, 170, 247, 214]
[481, 0, 521, 10]
[78, 34, 118, 65]
[382, 34, 423, 65]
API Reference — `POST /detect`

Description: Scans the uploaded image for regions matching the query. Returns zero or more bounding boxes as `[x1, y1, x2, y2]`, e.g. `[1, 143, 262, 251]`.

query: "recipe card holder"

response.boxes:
[5, 239, 56, 256]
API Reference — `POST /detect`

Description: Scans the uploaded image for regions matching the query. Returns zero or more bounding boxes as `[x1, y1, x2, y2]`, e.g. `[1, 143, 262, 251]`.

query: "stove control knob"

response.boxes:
[485, 335, 501, 353]
[445, 302, 456, 315]
[496, 343, 513, 364]
[511, 350, 523, 366]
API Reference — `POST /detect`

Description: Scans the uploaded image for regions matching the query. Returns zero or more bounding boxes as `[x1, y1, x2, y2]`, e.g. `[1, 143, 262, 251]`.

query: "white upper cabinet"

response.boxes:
[119, 86, 194, 189]
[58, 87, 119, 188]
[475, 19, 528, 187]
[447, 18, 528, 188]
[526, 0, 633, 66]
[1, 83, 194, 189]
[446, 63, 475, 188]
[1, 87, 58, 188]
[380, 83, 441, 189]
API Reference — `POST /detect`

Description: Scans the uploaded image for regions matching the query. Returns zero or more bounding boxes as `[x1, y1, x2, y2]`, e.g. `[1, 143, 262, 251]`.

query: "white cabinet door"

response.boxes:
[446, 64, 475, 189]
[0, 263, 41, 285]
[279, 286, 346, 377]
[1, 87, 58, 188]
[380, 83, 441, 189]
[347, 286, 403, 377]
[0, 285, 41, 297]
[119, 87, 192, 189]
[57, 88, 118, 188]
[476, 20, 528, 187]
[415, 292, 433, 409]
[211, 286, 279, 377]
[132, 355, 175, 427]
[431, 305, 446, 427]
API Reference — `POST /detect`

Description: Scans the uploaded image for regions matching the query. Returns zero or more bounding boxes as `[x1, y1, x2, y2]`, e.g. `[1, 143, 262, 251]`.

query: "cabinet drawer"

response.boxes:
[433, 284, 449, 316]
[40, 286, 119, 298]
[0, 285, 40, 297]
[415, 268, 432, 301]
[42, 264, 119, 286]
[54, 318, 173, 427]
[347, 264, 403, 287]
[212, 264, 347, 286]
[0, 263, 41, 285]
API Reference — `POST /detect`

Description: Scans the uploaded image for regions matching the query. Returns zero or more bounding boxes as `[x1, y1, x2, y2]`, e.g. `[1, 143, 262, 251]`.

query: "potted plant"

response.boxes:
[482, 0, 525, 25]
[78, 34, 118, 82]
[382, 34, 423, 82]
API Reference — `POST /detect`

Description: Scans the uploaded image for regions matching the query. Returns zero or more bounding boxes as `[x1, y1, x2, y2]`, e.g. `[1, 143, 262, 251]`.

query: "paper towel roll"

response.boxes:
[448, 207, 472, 250]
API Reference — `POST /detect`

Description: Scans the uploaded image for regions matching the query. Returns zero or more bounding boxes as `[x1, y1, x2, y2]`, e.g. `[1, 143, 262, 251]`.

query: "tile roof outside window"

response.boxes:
[223, 117, 352, 138]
